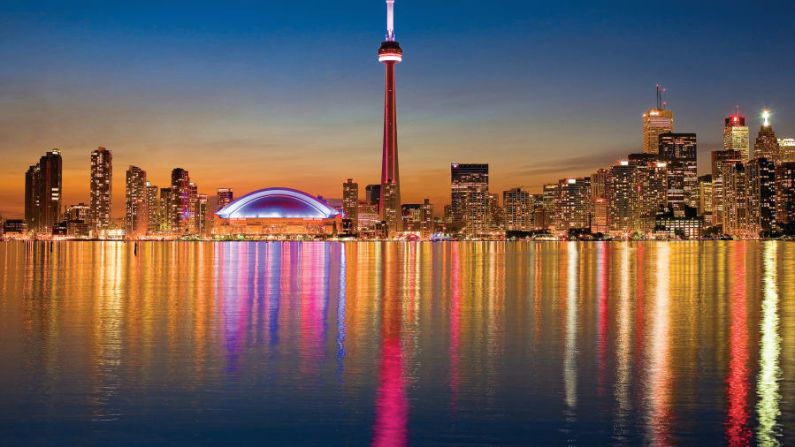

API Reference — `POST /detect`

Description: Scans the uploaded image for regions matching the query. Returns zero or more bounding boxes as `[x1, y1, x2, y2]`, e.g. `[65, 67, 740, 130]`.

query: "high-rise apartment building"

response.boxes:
[451, 163, 490, 235]
[146, 182, 159, 234]
[171, 168, 192, 234]
[658, 133, 697, 216]
[159, 187, 174, 233]
[628, 153, 668, 232]
[342, 179, 359, 231]
[90, 147, 113, 232]
[502, 187, 532, 231]
[642, 86, 674, 155]
[196, 194, 208, 235]
[555, 177, 591, 231]
[723, 113, 750, 161]
[24, 149, 63, 232]
[607, 161, 638, 233]
[189, 182, 199, 233]
[125, 166, 148, 238]
[217, 188, 234, 211]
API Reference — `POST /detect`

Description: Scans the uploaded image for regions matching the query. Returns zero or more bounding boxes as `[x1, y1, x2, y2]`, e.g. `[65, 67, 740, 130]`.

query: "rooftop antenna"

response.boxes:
[656, 84, 667, 110]
[385, 0, 395, 41]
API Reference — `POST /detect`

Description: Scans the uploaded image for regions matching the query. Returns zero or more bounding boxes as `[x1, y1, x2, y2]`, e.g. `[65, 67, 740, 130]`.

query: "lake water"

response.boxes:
[0, 241, 793, 446]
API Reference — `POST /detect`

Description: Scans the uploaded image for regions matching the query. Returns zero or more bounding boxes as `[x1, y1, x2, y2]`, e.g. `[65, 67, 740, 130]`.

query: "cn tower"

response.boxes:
[378, 0, 403, 234]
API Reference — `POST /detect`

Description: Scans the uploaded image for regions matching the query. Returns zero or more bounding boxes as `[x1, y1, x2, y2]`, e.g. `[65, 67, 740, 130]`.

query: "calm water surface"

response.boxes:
[0, 241, 794, 446]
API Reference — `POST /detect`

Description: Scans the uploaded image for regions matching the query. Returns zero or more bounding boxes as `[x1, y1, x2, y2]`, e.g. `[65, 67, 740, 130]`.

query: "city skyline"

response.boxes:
[2, 1, 795, 218]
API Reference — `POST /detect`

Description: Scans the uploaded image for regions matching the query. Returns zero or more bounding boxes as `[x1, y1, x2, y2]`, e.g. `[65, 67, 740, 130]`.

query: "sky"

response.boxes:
[1, 0, 794, 218]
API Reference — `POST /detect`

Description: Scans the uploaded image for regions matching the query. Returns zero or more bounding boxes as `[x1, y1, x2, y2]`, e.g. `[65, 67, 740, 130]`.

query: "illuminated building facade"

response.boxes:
[63, 203, 90, 237]
[642, 85, 674, 155]
[555, 177, 591, 231]
[724, 162, 751, 237]
[451, 163, 490, 235]
[171, 168, 192, 234]
[217, 188, 234, 211]
[89, 147, 112, 232]
[629, 153, 668, 231]
[25, 149, 62, 233]
[378, 0, 403, 235]
[125, 165, 148, 238]
[537, 185, 557, 229]
[589, 169, 609, 233]
[698, 175, 713, 223]
[776, 162, 795, 226]
[607, 161, 638, 233]
[342, 178, 359, 231]
[723, 113, 750, 161]
[711, 149, 742, 227]
[420, 199, 433, 237]
[401, 204, 422, 232]
[502, 187, 532, 231]
[159, 187, 174, 233]
[659, 132, 697, 216]
[747, 157, 777, 234]
[196, 194, 208, 235]
[146, 182, 159, 234]
[779, 138, 795, 163]
[214, 187, 341, 238]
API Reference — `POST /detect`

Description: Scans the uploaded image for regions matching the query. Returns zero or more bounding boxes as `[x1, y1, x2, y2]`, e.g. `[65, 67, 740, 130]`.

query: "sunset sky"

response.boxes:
[1, 0, 794, 218]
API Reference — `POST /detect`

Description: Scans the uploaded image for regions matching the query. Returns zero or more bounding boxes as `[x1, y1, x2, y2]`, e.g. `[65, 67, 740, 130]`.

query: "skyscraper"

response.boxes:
[451, 163, 490, 235]
[90, 147, 112, 232]
[217, 188, 234, 211]
[697, 175, 713, 222]
[555, 177, 591, 231]
[125, 166, 148, 238]
[146, 182, 159, 234]
[723, 112, 750, 161]
[711, 149, 742, 227]
[642, 85, 674, 155]
[607, 161, 638, 233]
[171, 168, 191, 234]
[776, 162, 795, 228]
[196, 194, 208, 235]
[24, 149, 62, 232]
[342, 179, 359, 231]
[159, 188, 173, 233]
[658, 132, 697, 216]
[747, 157, 777, 235]
[753, 110, 781, 162]
[723, 162, 750, 237]
[628, 154, 668, 232]
[24, 164, 40, 231]
[378, 0, 403, 234]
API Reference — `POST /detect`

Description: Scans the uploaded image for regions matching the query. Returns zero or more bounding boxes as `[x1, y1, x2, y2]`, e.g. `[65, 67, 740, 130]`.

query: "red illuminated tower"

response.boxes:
[378, 0, 403, 234]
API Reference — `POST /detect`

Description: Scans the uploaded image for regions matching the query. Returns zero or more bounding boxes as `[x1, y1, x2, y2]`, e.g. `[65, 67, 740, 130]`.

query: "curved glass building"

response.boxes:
[213, 188, 341, 238]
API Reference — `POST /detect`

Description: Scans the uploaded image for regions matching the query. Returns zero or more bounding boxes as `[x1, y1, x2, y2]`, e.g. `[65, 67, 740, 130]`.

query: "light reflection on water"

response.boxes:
[0, 241, 794, 446]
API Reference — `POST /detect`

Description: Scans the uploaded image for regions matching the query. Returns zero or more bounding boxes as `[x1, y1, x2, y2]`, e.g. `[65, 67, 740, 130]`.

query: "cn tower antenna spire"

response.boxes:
[386, 0, 395, 42]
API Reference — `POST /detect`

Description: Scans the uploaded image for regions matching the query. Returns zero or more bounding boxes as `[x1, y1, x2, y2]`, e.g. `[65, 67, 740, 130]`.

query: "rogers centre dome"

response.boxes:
[213, 188, 341, 238]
